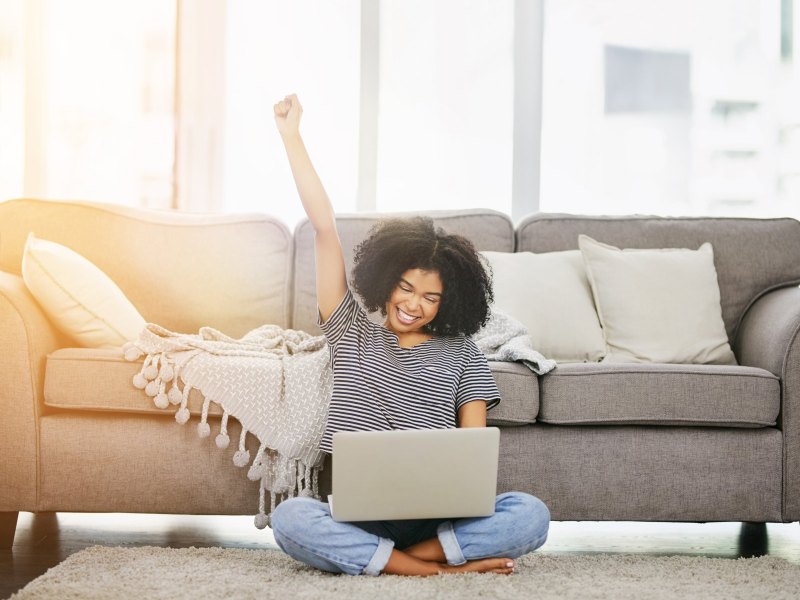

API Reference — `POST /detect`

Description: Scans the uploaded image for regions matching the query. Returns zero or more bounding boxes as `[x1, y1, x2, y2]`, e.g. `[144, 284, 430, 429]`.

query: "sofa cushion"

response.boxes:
[515, 214, 800, 346]
[538, 362, 780, 427]
[480, 250, 605, 363]
[578, 235, 736, 365]
[486, 361, 539, 426]
[292, 210, 514, 334]
[22, 233, 146, 348]
[45, 349, 540, 426]
[44, 348, 223, 416]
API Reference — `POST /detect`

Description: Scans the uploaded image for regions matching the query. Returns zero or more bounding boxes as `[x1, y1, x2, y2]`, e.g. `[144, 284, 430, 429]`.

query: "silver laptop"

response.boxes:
[329, 427, 500, 522]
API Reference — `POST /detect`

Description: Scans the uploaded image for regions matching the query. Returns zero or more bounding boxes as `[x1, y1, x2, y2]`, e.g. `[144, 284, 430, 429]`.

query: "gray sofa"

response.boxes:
[2, 198, 800, 548]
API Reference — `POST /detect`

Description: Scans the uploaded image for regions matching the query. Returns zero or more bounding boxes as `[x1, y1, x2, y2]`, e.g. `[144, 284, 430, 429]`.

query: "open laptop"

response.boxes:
[329, 427, 500, 522]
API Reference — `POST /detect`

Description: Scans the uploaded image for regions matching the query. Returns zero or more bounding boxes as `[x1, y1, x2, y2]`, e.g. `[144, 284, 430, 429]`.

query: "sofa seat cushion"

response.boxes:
[538, 362, 780, 427]
[44, 347, 222, 416]
[486, 361, 539, 426]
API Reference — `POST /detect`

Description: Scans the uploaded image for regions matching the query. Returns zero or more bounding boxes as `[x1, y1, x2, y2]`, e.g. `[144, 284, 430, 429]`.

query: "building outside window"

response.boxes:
[540, 0, 800, 218]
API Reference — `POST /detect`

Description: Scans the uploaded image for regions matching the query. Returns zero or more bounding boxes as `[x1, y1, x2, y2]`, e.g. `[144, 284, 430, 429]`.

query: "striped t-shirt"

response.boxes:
[317, 288, 501, 454]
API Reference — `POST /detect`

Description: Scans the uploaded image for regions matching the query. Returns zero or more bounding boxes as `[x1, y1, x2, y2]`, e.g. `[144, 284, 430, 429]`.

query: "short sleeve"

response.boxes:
[456, 339, 502, 411]
[317, 288, 364, 346]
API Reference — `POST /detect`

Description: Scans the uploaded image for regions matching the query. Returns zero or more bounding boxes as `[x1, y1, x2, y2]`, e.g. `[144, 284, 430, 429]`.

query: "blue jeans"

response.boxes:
[271, 492, 550, 576]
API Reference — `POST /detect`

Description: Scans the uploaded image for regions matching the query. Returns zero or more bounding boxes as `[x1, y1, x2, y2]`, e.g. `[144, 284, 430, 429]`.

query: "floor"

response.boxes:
[2, 512, 800, 598]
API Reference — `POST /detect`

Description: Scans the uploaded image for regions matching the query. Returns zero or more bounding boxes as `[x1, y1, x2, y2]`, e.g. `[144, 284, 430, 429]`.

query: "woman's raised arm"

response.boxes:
[274, 94, 348, 322]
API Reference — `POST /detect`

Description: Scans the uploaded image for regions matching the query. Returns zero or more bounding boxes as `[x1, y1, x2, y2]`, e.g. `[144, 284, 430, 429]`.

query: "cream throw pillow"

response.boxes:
[578, 235, 737, 364]
[21, 233, 146, 348]
[481, 250, 606, 363]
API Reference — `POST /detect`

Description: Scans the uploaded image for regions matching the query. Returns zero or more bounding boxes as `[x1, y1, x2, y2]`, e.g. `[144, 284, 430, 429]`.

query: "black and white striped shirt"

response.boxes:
[317, 288, 501, 454]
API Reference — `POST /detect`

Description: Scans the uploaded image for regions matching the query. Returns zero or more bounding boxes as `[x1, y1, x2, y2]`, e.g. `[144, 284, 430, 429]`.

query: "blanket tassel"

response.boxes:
[175, 382, 191, 424]
[132, 354, 150, 389]
[233, 427, 250, 467]
[167, 363, 182, 405]
[197, 397, 211, 437]
[254, 477, 269, 530]
[216, 412, 230, 449]
[247, 443, 268, 481]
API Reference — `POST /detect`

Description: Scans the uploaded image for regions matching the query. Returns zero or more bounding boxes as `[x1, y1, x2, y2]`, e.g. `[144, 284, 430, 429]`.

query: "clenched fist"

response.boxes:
[274, 93, 303, 138]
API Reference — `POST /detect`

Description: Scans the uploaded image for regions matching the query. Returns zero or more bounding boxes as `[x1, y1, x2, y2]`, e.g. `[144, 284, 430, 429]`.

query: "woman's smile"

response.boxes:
[396, 306, 421, 325]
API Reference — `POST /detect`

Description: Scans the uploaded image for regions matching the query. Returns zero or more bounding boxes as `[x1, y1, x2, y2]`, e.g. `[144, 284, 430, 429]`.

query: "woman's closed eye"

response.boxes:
[398, 283, 439, 304]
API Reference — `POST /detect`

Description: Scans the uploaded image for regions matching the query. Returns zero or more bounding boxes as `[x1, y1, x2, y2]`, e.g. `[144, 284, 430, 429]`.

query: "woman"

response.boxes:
[270, 94, 550, 576]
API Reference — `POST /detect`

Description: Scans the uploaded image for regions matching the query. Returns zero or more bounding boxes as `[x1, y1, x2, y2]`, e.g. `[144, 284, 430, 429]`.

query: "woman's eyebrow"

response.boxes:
[400, 278, 442, 296]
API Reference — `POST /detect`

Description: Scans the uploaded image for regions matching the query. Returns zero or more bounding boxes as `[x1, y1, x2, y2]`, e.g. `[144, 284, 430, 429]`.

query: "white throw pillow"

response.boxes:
[21, 233, 146, 348]
[578, 235, 737, 365]
[481, 250, 606, 363]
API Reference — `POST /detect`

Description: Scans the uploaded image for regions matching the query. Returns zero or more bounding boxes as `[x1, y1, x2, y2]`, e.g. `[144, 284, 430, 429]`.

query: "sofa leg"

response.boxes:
[738, 522, 767, 558]
[0, 511, 19, 549]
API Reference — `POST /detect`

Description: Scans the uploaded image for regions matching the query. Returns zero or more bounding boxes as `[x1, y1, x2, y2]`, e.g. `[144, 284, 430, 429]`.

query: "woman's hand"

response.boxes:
[274, 93, 303, 138]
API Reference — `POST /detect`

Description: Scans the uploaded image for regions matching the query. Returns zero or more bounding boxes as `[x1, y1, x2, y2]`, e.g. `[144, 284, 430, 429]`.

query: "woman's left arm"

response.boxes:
[457, 400, 487, 428]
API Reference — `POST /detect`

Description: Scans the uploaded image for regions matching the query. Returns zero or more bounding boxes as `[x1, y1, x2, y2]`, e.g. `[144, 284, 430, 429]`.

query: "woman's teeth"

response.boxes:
[397, 307, 420, 324]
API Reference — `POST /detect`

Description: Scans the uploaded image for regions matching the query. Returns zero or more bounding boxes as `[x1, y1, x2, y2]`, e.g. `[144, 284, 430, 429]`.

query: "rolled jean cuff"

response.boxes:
[436, 520, 466, 565]
[362, 537, 395, 576]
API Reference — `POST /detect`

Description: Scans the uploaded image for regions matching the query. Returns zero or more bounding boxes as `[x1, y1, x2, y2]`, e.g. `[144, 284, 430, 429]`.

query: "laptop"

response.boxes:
[329, 427, 500, 522]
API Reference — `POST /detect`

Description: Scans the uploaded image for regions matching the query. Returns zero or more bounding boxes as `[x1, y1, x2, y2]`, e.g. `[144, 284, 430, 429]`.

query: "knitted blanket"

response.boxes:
[123, 323, 332, 529]
[474, 309, 558, 375]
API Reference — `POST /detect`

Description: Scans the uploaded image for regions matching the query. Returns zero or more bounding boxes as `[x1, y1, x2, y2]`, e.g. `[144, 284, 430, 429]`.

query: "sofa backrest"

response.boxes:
[515, 213, 800, 344]
[292, 209, 514, 334]
[0, 198, 293, 337]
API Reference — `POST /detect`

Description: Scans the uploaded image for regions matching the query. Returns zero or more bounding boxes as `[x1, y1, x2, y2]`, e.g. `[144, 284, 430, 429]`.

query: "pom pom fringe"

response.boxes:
[154, 392, 169, 409]
[129, 345, 324, 529]
[145, 380, 159, 397]
[132, 373, 147, 389]
[159, 363, 174, 382]
[175, 407, 190, 424]
[233, 449, 251, 467]
[144, 355, 159, 380]
[216, 412, 230, 448]
[254, 512, 268, 530]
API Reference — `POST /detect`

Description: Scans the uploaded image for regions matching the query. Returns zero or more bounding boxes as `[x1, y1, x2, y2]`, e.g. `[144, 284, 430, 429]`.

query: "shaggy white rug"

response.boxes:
[7, 546, 800, 600]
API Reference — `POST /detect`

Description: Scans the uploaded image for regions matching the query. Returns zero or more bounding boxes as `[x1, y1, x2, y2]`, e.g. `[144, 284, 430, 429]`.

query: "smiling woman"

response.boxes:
[272, 93, 550, 578]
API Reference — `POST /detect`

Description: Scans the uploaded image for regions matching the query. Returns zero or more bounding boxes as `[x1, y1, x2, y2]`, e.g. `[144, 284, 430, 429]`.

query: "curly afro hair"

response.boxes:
[351, 216, 493, 337]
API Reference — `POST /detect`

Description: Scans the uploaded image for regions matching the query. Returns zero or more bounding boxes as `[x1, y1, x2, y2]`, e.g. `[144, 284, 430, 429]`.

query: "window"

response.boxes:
[221, 0, 516, 227]
[540, 0, 800, 218]
[0, 0, 24, 200]
[0, 0, 176, 208]
[223, 0, 361, 227]
[374, 0, 515, 214]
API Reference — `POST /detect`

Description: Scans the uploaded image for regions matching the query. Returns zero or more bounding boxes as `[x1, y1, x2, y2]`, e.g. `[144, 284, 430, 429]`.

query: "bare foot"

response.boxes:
[439, 557, 515, 575]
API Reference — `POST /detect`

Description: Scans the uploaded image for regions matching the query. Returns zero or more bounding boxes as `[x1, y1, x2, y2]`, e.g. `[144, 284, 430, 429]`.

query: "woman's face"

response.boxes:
[384, 268, 443, 334]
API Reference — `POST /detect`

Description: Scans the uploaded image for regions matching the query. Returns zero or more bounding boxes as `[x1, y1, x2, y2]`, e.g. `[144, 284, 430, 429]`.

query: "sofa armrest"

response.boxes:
[733, 285, 800, 520]
[0, 271, 70, 510]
